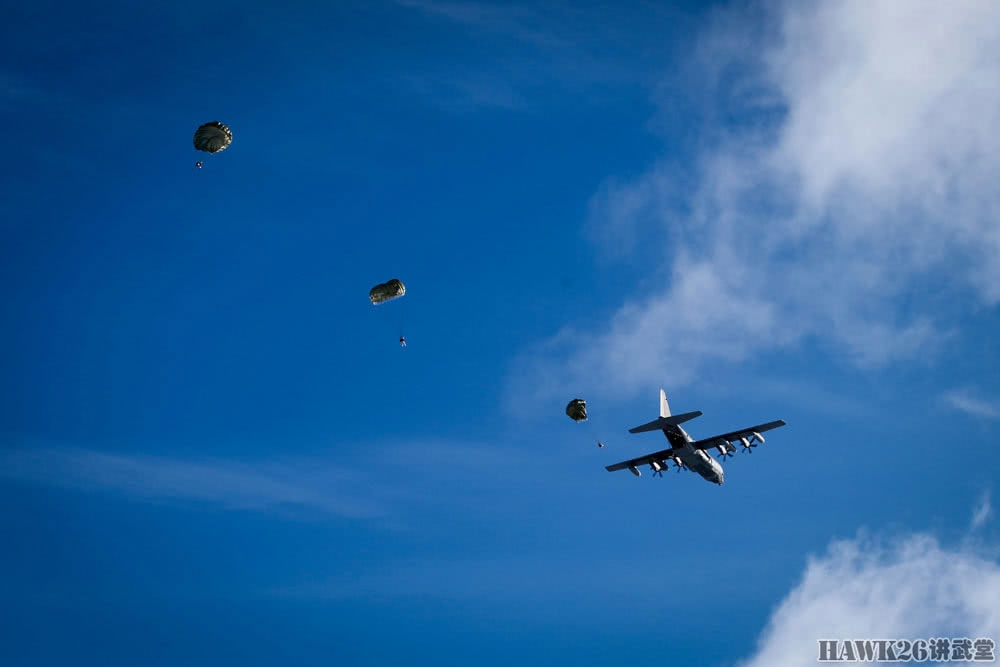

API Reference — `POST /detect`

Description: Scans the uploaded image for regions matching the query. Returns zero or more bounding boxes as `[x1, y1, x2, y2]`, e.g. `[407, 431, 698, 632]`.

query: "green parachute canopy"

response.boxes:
[193, 121, 233, 154]
[566, 398, 588, 422]
[369, 279, 406, 305]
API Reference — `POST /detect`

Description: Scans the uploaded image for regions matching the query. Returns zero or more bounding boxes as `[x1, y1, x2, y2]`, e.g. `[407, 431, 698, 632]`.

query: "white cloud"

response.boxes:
[972, 491, 993, 531]
[510, 0, 1000, 406]
[944, 388, 1000, 420]
[737, 531, 1000, 667]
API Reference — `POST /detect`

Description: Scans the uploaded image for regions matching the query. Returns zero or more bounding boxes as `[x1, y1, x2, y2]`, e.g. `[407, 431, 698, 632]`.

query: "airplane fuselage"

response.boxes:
[663, 424, 725, 485]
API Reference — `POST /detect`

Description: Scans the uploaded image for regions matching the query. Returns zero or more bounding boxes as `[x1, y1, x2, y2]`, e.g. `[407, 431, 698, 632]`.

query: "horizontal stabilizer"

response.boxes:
[628, 410, 702, 434]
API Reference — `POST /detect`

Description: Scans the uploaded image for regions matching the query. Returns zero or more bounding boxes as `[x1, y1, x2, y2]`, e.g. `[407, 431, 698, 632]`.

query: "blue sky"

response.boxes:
[2, 1, 1000, 665]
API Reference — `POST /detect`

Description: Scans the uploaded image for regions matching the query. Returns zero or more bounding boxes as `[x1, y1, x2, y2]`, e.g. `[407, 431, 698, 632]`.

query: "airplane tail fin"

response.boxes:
[628, 388, 700, 433]
[659, 388, 671, 418]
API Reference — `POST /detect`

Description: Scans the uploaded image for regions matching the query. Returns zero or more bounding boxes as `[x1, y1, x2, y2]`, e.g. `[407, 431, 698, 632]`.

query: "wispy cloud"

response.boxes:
[0, 439, 531, 520]
[972, 491, 993, 531]
[401, 71, 527, 112]
[0, 70, 66, 114]
[510, 0, 1000, 407]
[0, 446, 387, 519]
[272, 554, 666, 603]
[707, 376, 876, 418]
[737, 531, 1000, 667]
[269, 550, 756, 614]
[392, 0, 669, 108]
[944, 388, 1000, 420]
[394, 0, 570, 49]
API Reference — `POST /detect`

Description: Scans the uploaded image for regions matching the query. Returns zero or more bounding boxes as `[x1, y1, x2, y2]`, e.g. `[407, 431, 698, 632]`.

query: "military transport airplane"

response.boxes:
[606, 389, 786, 485]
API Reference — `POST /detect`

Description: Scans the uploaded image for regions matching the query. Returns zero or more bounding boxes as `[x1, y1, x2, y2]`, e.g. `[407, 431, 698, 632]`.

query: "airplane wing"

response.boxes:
[606, 420, 787, 475]
[606, 446, 680, 475]
[690, 420, 786, 451]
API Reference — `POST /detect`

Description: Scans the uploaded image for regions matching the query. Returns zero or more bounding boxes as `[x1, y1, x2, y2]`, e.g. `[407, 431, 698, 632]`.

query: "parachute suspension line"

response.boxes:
[587, 413, 608, 449]
[395, 293, 407, 345]
[369, 278, 407, 348]
[566, 398, 603, 447]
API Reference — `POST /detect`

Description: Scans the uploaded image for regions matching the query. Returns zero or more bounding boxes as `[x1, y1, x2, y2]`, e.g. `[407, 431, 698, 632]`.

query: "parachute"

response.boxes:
[193, 121, 233, 154]
[370, 279, 406, 305]
[565, 398, 588, 422]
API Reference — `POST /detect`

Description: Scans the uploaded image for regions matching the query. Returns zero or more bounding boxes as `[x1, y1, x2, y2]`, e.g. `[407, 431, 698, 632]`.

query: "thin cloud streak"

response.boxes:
[972, 491, 993, 531]
[401, 71, 528, 112]
[509, 0, 1000, 408]
[0, 439, 538, 520]
[268, 550, 762, 617]
[0, 72, 47, 110]
[707, 376, 876, 418]
[944, 389, 1000, 421]
[393, 0, 673, 104]
[393, 0, 571, 49]
[271, 555, 672, 603]
[0, 446, 386, 519]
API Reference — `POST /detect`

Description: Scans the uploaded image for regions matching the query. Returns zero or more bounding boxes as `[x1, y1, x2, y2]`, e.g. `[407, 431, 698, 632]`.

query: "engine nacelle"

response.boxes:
[650, 461, 662, 472]
[740, 436, 751, 449]
[672, 456, 683, 469]
[716, 444, 728, 456]
[629, 465, 641, 477]
[750, 431, 765, 445]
